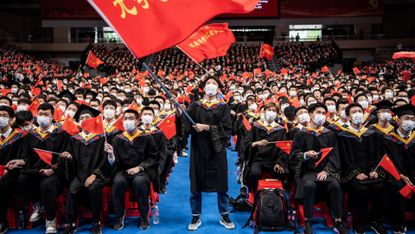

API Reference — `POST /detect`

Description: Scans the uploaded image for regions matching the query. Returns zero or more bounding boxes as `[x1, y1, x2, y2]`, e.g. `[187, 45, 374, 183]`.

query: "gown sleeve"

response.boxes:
[208, 104, 232, 153]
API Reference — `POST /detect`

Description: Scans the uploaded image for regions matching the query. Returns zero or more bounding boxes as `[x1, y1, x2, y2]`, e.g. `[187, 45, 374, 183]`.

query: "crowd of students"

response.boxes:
[0, 44, 414, 234]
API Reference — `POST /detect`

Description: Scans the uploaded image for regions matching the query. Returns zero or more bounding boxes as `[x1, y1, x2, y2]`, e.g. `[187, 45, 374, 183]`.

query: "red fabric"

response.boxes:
[128, 101, 141, 112]
[112, 116, 125, 132]
[259, 43, 274, 60]
[281, 68, 288, 75]
[353, 67, 361, 75]
[392, 51, 415, 60]
[86, 51, 104, 69]
[87, 0, 257, 59]
[177, 23, 235, 63]
[321, 66, 330, 73]
[57, 79, 63, 92]
[54, 105, 64, 122]
[99, 78, 109, 84]
[253, 68, 261, 75]
[28, 99, 40, 117]
[225, 91, 233, 102]
[402, 70, 412, 82]
[81, 116, 105, 135]
[399, 184, 413, 199]
[275, 140, 293, 155]
[411, 96, 415, 106]
[378, 154, 401, 180]
[34, 148, 53, 165]
[157, 114, 176, 140]
[314, 147, 333, 167]
[0, 165, 5, 176]
[242, 114, 252, 131]
[62, 116, 80, 136]
[1, 89, 10, 96]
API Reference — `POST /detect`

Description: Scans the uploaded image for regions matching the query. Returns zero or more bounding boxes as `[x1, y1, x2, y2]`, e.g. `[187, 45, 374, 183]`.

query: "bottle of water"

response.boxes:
[17, 210, 25, 229]
[152, 206, 159, 224]
[346, 211, 353, 229]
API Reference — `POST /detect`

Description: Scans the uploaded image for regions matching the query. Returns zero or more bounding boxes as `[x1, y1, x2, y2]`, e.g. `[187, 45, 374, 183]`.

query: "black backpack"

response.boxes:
[244, 188, 288, 234]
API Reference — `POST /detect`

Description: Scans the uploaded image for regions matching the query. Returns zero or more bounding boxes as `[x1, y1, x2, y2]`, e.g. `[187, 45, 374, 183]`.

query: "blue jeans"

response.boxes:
[190, 192, 229, 216]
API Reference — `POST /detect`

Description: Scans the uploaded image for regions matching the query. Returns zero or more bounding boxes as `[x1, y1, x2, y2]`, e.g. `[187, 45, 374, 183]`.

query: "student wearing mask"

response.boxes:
[102, 100, 122, 144]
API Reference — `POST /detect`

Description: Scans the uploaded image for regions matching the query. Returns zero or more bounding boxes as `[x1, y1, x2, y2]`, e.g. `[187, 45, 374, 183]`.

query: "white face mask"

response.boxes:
[37, 116, 52, 128]
[205, 83, 218, 97]
[248, 103, 257, 112]
[358, 100, 369, 109]
[16, 105, 28, 112]
[116, 107, 122, 116]
[0, 117, 10, 128]
[300, 100, 306, 106]
[142, 115, 153, 125]
[265, 111, 277, 123]
[123, 120, 136, 133]
[385, 92, 393, 99]
[298, 113, 310, 124]
[327, 105, 336, 113]
[103, 109, 115, 119]
[351, 112, 364, 125]
[313, 114, 326, 126]
[22, 125, 33, 132]
[154, 110, 159, 116]
[373, 95, 379, 101]
[233, 96, 241, 102]
[58, 105, 66, 111]
[401, 120, 415, 132]
[260, 112, 266, 121]
[308, 101, 317, 106]
[289, 90, 297, 97]
[65, 110, 76, 118]
[164, 104, 172, 112]
[339, 110, 347, 120]
[379, 112, 392, 122]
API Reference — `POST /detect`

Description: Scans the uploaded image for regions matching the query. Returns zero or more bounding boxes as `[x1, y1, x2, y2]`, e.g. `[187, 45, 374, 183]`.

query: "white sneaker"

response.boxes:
[45, 219, 57, 234]
[29, 203, 41, 222]
[187, 216, 201, 231]
[181, 150, 188, 157]
[219, 214, 235, 230]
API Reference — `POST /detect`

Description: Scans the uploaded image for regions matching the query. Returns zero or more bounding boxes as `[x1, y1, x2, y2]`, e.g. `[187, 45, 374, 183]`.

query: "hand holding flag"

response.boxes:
[314, 147, 333, 167]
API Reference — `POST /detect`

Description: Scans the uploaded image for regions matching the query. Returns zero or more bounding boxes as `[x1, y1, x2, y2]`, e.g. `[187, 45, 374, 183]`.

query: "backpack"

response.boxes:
[244, 188, 288, 234]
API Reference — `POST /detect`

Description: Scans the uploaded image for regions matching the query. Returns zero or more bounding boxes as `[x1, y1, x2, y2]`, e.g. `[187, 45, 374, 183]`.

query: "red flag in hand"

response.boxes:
[321, 66, 330, 73]
[128, 101, 141, 112]
[86, 51, 104, 69]
[0, 165, 5, 176]
[87, 0, 258, 59]
[57, 79, 63, 92]
[157, 114, 176, 140]
[275, 141, 293, 155]
[353, 67, 361, 75]
[177, 23, 235, 63]
[62, 116, 80, 136]
[34, 148, 53, 165]
[400, 184, 413, 199]
[314, 147, 333, 167]
[392, 51, 415, 60]
[54, 105, 64, 122]
[28, 98, 40, 117]
[259, 43, 274, 60]
[81, 116, 105, 135]
[112, 116, 125, 132]
[242, 115, 252, 131]
[378, 154, 401, 180]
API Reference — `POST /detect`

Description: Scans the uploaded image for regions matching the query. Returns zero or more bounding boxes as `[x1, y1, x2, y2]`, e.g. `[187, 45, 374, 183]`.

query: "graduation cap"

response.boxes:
[73, 104, 101, 122]
[373, 100, 393, 112]
[392, 104, 415, 117]
[58, 90, 76, 102]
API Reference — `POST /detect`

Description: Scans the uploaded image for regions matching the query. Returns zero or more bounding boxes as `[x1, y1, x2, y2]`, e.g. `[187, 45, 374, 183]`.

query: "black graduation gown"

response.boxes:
[0, 130, 25, 178]
[235, 111, 259, 159]
[185, 99, 232, 193]
[104, 123, 123, 145]
[290, 127, 341, 199]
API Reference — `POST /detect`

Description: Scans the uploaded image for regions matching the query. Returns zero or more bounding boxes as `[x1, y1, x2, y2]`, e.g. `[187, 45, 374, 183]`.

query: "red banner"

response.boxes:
[177, 23, 235, 63]
[259, 43, 274, 61]
[87, 0, 258, 59]
[392, 51, 415, 60]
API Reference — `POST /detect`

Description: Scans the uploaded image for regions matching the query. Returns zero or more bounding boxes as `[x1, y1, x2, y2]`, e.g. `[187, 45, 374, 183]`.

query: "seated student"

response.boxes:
[14, 110, 34, 133]
[381, 104, 415, 234]
[288, 106, 310, 140]
[290, 103, 349, 234]
[243, 102, 288, 193]
[108, 109, 159, 230]
[60, 105, 107, 234]
[0, 106, 26, 234]
[102, 100, 122, 144]
[337, 103, 386, 234]
[369, 100, 394, 135]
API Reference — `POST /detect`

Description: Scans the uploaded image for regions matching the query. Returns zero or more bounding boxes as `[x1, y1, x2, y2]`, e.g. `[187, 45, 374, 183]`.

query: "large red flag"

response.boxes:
[242, 115, 252, 131]
[81, 116, 105, 135]
[314, 147, 333, 167]
[259, 43, 274, 60]
[378, 154, 401, 180]
[34, 148, 53, 165]
[87, 0, 258, 59]
[62, 116, 80, 136]
[86, 51, 104, 69]
[177, 23, 235, 63]
[392, 51, 415, 60]
[157, 114, 177, 140]
[275, 141, 293, 155]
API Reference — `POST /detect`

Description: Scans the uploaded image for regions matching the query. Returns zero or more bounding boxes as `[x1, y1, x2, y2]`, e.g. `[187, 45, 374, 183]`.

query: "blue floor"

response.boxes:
[9, 145, 415, 234]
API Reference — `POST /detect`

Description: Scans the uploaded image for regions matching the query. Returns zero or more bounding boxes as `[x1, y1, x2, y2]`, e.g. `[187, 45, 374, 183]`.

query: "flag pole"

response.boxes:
[373, 154, 385, 172]
[141, 62, 196, 125]
[176, 46, 212, 75]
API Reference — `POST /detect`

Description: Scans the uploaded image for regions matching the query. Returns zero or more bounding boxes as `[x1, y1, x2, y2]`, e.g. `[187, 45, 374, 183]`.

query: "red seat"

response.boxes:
[297, 202, 333, 227]
[248, 178, 283, 204]
[125, 182, 159, 218]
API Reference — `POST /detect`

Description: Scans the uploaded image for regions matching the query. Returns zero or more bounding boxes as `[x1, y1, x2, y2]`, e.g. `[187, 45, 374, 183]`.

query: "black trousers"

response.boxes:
[65, 177, 104, 224]
[249, 162, 283, 193]
[302, 175, 343, 219]
[388, 180, 410, 227]
[349, 180, 385, 225]
[160, 152, 173, 187]
[0, 172, 18, 225]
[112, 171, 150, 221]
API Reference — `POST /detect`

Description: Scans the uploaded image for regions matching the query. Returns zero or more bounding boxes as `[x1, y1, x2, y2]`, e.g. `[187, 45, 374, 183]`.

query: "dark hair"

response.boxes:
[345, 103, 363, 116]
[124, 109, 139, 119]
[103, 100, 117, 109]
[148, 100, 161, 110]
[264, 102, 278, 111]
[295, 106, 308, 115]
[15, 110, 33, 126]
[0, 96, 12, 106]
[308, 102, 327, 114]
[90, 98, 101, 105]
[38, 103, 54, 115]
[18, 98, 31, 105]
[336, 98, 349, 110]
[0, 106, 15, 118]
[141, 106, 155, 115]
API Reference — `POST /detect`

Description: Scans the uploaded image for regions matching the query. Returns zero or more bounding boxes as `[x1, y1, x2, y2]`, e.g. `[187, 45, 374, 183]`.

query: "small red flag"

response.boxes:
[0, 165, 5, 176]
[399, 184, 413, 199]
[99, 78, 109, 84]
[178, 23, 235, 63]
[281, 68, 288, 75]
[57, 79, 63, 92]
[314, 147, 333, 167]
[254, 68, 261, 76]
[321, 66, 330, 73]
[353, 67, 361, 75]
[34, 148, 53, 165]
[28, 99, 40, 117]
[54, 104, 64, 122]
[259, 43, 274, 60]
[378, 154, 401, 180]
[157, 114, 176, 140]
[128, 101, 141, 112]
[275, 140, 293, 155]
[62, 116, 80, 136]
[86, 51, 104, 69]
[242, 114, 252, 131]
[392, 51, 415, 60]
[177, 95, 191, 104]
[112, 116, 125, 132]
[81, 116, 105, 135]
[1, 89, 10, 96]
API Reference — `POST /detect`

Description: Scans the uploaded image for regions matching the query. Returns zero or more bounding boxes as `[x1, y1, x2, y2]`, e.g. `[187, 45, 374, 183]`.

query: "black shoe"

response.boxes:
[0, 223, 8, 234]
[303, 220, 313, 234]
[112, 213, 125, 230]
[160, 184, 167, 194]
[354, 224, 366, 234]
[369, 222, 386, 234]
[91, 223, 102, 234]
[60, 224, 77, 234]
[139, 219, 150, 230]
[393, 226, 406, 234]
[334, 221, 350, 234]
